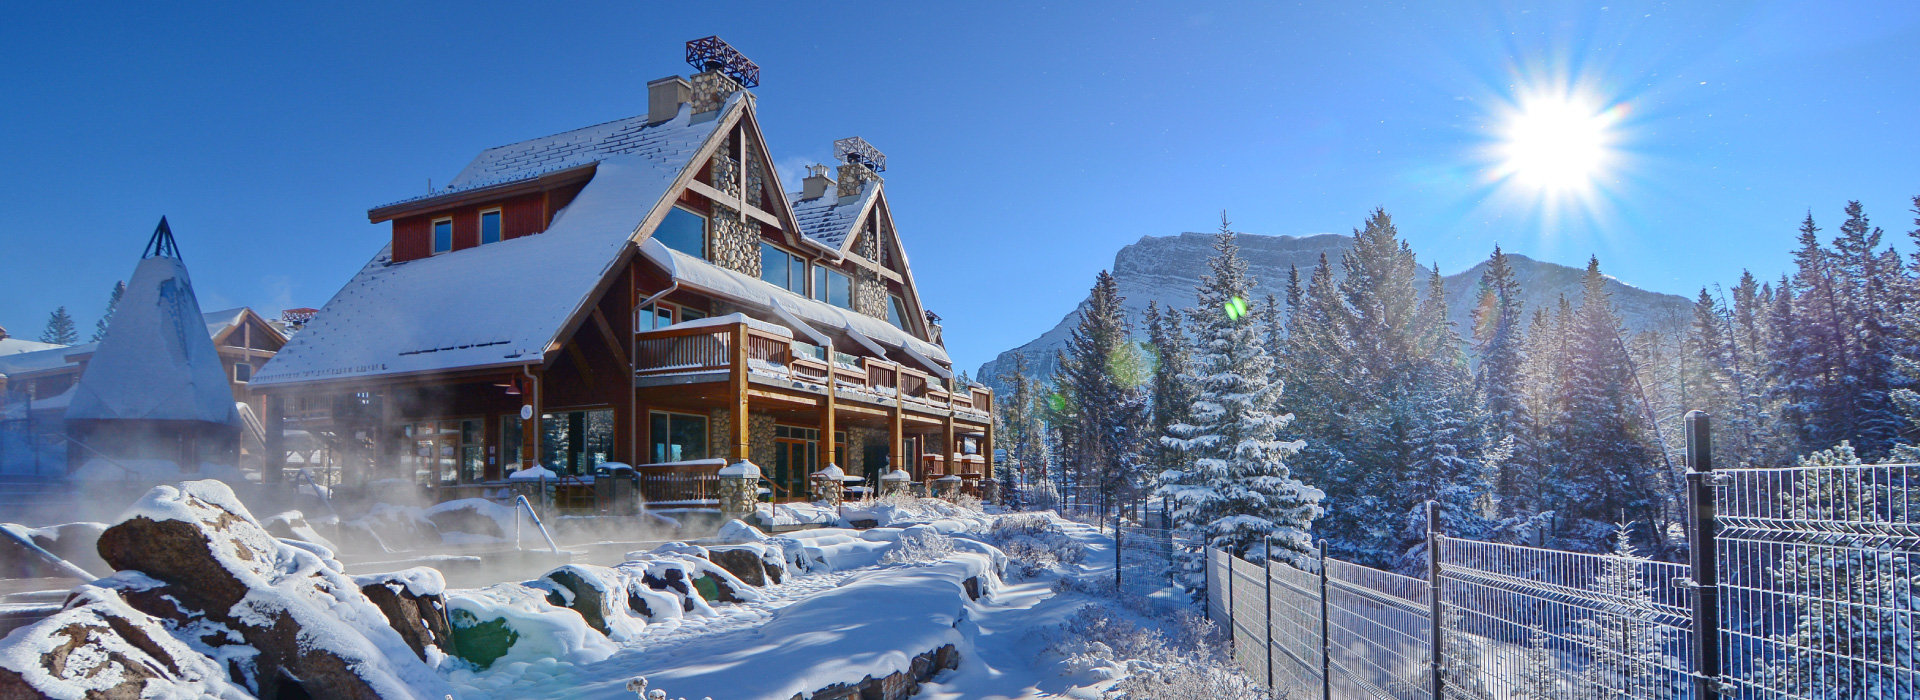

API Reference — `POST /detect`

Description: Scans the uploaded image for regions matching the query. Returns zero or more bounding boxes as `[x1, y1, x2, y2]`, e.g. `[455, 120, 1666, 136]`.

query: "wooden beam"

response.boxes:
[822, 383, 837, 469]
[731, 322, 751, 462]
[589, 307, 631, 369]
[842, 251, 903, 283]
[889, 402, 904, 476]
[685, 179, 783, 228]
[565, 341, 597, 387]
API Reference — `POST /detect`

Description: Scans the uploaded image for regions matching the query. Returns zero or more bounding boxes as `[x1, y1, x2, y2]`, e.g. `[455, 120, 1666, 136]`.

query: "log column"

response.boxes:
[730, 322, 751, 462]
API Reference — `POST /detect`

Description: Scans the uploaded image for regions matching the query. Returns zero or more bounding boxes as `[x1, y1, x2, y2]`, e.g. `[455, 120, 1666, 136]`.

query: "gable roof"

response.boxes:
[787, 180, 878, 252]
[0, 337, 64, 358]
[254, 98, 738, 388]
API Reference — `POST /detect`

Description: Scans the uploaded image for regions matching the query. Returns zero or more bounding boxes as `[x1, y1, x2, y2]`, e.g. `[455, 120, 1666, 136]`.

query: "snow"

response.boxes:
[65, 253, 240, 426]
[353, 567, 448, 598]
[641, 238, 953, 366]
[448, 582, 622, 667]
[0, 584, 253, 700]
[112, 480, 457, 699]
[656, 312, 793, 338]
[786, 179, 876, 251]
[254, 97, 736, 388]
[507, 465, 559, 481]
[716, 460, 760, 478]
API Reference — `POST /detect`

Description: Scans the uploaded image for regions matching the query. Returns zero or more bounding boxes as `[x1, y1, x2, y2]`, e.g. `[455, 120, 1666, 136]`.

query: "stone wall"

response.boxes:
[706, 408, 777, 467]
[835, 162, 877, 198]
[706, 137, 761, 277]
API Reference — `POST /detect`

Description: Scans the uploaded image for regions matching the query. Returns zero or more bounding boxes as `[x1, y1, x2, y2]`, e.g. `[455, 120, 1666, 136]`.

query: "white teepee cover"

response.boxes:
[67, 223, 241, 427]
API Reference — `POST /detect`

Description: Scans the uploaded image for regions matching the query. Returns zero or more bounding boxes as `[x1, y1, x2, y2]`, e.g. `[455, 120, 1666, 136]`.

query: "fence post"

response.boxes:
[1264, 535, 1274, 691]
[1227, 546, 1235, 654]
[1318, 539, 1332, 700]
[1684, 410, 1722, 700]
[1426, 500, 1445, 700]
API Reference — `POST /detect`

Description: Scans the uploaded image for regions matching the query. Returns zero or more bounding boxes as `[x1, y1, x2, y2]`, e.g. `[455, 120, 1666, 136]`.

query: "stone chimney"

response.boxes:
[690, 70, 741, 115]
[648, 76, 691, 123]
[802, 165, 834, 200]
[836, 162, 877, 198]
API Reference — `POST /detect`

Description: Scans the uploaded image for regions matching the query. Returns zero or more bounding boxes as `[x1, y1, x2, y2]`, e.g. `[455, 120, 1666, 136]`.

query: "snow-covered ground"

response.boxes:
[444, 509, 1258, 700]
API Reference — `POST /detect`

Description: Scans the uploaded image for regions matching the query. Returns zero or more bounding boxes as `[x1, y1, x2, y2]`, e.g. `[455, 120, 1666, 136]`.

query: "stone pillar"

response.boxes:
[980, 478, 1000, 505]
[880, 468, 911, 497]
[933, 475, 963, 500]
[719, 460, 761, 521]
[811, 463, 845, 508]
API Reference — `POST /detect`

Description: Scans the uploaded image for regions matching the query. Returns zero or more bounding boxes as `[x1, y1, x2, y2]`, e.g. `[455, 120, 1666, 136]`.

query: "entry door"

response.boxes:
[773, 438, 816, 500]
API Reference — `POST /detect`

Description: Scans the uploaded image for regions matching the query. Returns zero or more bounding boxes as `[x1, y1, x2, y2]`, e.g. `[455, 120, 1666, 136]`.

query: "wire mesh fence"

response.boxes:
[1199, 455, 1917, 699]
[1115, 525, 1203, 609]
[1714, 461, 1919, 700]
[1438, 537, 1696, 700]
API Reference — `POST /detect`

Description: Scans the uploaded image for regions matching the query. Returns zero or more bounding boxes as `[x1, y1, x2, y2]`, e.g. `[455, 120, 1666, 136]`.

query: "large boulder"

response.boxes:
[354, 568, 458, 662]
[538, 565, 647, 641]
[93, 480, 453, 700]
[706, 543, 785, 586]
[0, 583, 250, 700]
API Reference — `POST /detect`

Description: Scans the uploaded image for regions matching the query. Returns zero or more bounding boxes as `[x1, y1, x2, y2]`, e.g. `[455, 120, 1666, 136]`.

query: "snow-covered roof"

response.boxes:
[641, 238, 951, 367]
[0, 342, 89, 378]
[67, 253, 241, 426]
[0, 337, 64, 358]
[255, 98, 735, 388]
[201, 307, 248, 338]
[786, 180, 877, 252]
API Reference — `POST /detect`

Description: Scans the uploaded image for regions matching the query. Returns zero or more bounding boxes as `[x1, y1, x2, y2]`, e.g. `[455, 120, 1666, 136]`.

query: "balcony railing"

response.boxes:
[634, 321, 992, 417]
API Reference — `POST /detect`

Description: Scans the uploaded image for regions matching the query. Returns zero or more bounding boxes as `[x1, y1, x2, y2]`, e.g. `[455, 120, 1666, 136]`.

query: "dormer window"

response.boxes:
[656, 206, 708, 259]
[432, 218, 453, 254]
[480, 209, 502, 245]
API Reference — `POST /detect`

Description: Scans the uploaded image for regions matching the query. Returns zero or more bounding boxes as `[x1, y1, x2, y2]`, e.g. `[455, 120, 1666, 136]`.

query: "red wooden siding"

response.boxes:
[390, 193, 555, 263]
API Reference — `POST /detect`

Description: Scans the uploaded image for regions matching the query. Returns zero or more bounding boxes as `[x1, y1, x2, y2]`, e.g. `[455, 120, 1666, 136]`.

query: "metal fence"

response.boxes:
[1199, 411, 1920, 700]
[1116, 525, 1203, 609]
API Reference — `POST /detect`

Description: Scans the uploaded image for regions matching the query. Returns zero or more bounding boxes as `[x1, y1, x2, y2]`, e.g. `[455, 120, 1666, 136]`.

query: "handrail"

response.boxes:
[295, 468, 340, 519]
[55, 434, 141, 480]
[512, 495, 561, 554]
[0, 524, 98, 581]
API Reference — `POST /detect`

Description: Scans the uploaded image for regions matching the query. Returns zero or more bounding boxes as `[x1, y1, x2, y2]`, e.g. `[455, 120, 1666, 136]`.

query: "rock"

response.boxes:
[0, 584, 249, 699]
[355, 568, 457, 662]
[540, 565, 643, 639]
[424, 499, 508, 539]
[94, 480, 452, 700]
[705, 546, 768, 586]
[963, 576, 980, 601]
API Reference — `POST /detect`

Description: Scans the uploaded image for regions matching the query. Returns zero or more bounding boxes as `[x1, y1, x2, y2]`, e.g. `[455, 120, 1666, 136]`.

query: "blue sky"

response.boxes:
[2, 2, 1917, 372]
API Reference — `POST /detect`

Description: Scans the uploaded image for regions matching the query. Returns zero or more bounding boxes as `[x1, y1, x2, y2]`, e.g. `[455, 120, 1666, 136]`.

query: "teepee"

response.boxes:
[66, 218, 241, 474]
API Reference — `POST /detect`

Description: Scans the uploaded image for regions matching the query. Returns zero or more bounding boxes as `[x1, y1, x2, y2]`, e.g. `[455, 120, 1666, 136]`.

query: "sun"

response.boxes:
[1496, 92, 1620, 194]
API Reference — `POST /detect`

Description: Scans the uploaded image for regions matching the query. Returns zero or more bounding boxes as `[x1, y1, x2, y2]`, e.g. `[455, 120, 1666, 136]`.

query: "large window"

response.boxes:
[480, 209, 502, 245]
[655, 206, 707, 259]
[760, 243, 808, 295]
[822, 268, 852, 309]
[887, 294, 909, 329]
[432, 218, 453, 254]
[648, 411, 708, 464]
[541, 409, 615, 476]
[405, 419, 484, 484]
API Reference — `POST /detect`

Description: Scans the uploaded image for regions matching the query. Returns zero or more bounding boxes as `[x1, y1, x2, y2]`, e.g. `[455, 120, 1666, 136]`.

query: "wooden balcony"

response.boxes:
[634, 321, 992, 418]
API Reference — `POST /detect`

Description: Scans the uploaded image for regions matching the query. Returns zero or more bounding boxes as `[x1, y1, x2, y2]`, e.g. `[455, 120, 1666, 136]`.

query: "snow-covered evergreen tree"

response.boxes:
[997, 351, 1053, 508]
[91, 280, 124, 342]
[1473, 245, 1539, 515]
[1548, 258, 1662, 549]
[1145, 301, 1198, 513]
[1159, 217, 1323, 572]
[1055, 270, 1148, 514]
[1769, 442, 1917, 699]
[1570, 527, 1679, 700]
[39, 306, 76, 345]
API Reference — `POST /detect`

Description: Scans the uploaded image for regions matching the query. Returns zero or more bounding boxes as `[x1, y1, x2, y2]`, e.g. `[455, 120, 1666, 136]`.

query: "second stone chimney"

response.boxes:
[802, 165, 834, 200]
[648, 76, 691, 123]
[832, 137, 886, 198]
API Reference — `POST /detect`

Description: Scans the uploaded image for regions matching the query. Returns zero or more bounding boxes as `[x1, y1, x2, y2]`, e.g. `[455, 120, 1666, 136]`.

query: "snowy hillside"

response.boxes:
[976, 231, 1692, 391]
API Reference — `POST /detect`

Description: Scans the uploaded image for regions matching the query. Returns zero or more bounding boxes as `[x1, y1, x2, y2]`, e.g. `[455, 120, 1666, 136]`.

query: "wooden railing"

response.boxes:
[633, 321, 993, 418]
[920, 453, 946, 478]
[634, 460, 723, 505]
[952, 454, 986, 478]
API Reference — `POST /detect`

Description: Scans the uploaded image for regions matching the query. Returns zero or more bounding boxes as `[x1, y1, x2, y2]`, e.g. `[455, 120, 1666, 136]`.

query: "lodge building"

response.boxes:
[252, 38, 993, 504]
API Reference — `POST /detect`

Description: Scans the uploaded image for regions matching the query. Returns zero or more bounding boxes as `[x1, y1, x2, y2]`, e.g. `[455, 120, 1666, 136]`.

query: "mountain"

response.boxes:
[974, 231, 1693, 392]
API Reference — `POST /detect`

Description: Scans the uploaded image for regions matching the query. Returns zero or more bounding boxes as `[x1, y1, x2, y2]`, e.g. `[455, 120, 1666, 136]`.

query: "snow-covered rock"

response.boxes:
[0, 584, 252, 700]
[91, 479, 455, 699]
[447, 582, 620, 669]
[353, 568, 456, 662]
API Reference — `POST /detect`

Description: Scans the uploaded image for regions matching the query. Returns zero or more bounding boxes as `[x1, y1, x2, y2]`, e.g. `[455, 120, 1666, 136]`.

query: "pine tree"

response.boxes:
[997, 351, 1053, 507]
[91, 281, 124, 342]
[1159, 216, 1323, 573]
[1570, 527, 1680, 700]
[1769, 442, 1917, 699]
[1395, 265, 1494, 572]
[1473, 245, 1538, 514]
[1055, 270, 1147, 515]
[39, 306, 77, 345]
[1145, 301, 1198, 499]
[1549, 258, 1661, 549]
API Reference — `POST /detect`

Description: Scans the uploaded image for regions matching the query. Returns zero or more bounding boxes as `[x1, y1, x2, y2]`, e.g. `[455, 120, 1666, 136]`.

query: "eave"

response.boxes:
[366, 163, 599, 224]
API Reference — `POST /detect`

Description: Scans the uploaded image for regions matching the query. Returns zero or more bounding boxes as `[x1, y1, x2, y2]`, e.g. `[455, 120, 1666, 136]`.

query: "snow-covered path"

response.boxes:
[446, 516, 1125, 700]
